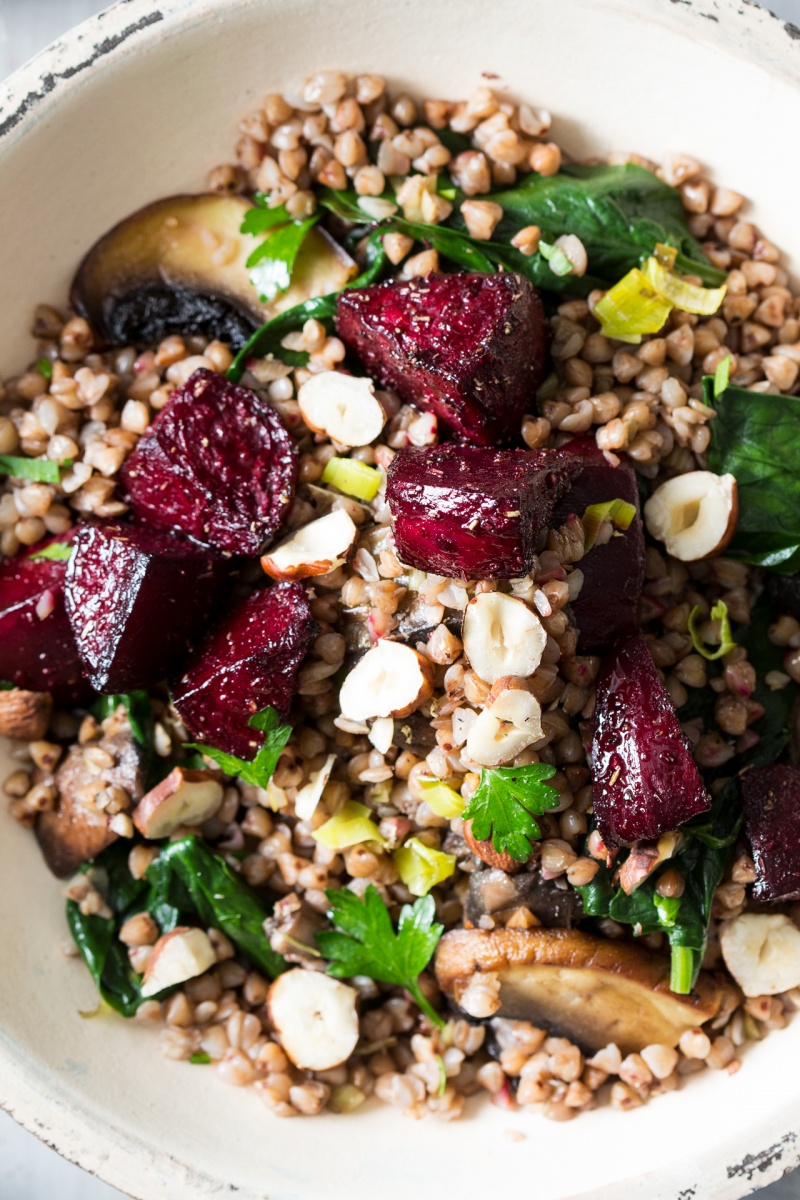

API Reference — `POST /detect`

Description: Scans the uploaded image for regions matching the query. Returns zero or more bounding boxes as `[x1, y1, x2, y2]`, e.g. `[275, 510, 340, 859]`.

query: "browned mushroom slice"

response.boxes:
[36, 730, 144, 878]
[70, 194, 355, 349]
[435, 927, 721, 1054]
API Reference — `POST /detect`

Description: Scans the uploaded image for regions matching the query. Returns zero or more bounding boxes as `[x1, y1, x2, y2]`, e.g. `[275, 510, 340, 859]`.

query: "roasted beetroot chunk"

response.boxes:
[0, 533, 86, 702]
[592, 632, 709, 847]
[553, 438, 645, 652]
[172, 582, 315, 758]
[386, 445, 578, 579]
[337, 273, 548, 445]
[120, 369, 297, 555]
[741, 765, 800, 901]
[64, 521, 231, 693]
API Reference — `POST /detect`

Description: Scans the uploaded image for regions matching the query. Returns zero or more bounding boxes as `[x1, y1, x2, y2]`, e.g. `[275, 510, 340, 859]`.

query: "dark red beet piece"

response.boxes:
[172, 582, 316, 758]
[0, 532, 87, 702]
[337, 272, 548, 445]
[592, 632, 709, 847]
[741, 765, 800, 901]
[64, 521, 231, 693]
[386, 445, 578, 580]
[552, 438, 645, 652]
[120, 368, 297, 555]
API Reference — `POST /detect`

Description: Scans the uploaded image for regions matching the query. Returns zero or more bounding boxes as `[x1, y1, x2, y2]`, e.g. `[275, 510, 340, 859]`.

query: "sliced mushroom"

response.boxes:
[71, 194, 355, 349]
[268, 968, 360, 1070]
[339, 639, 434, 722]
[140, 927, 216, 999]
[644, 471, 738, 562]
[0, 687, 52, 741]
[131, 766, 224, 839]
[261, 509, 358, 582]
[465, 868, 584, 930]
[462, 592, 547, 685]
[36, 730, 144, 878]
[435, 927, 721, 1053]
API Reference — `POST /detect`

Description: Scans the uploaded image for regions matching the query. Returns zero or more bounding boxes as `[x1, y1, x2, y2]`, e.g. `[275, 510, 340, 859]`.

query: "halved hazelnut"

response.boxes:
[261, 508, 358, 581]
[297, 371, 386, 447]
[618, 831, 683, 895]
[644, 471, 737, 561]
[339, 639, 434, 722]
[720, 913, 800, 997]
[140, 926, 216, 998]
[132, 767, 224, 839]
[462, 592, 547, 685]
[466, 684, 543, 768]
[0, 687, 52, 741]
[268, 968, 359, 1070]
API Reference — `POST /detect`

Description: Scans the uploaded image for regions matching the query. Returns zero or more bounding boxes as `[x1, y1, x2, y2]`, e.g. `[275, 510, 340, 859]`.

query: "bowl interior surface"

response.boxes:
[2, 2, 800, 1198]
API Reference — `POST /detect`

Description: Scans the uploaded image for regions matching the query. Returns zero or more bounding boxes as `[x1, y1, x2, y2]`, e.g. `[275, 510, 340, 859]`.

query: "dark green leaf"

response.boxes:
[247, 214, 321, 303]
[185, 705, 291, 788]
[67, 902, 143, 1017]
[316, 885, 443, 1025]
[484, 163, 725, 287]
[36, 356, 53, 381]
[461, 763, 560, 863]
[707, 379, 800, 574]
[0, 455, 60, 483]
[227, 230, 388, 382]
[147, 836, 288, 979]
[240, 203, 290, 235]
[66, 843, 151, 1017]
[29, 541, 73, 561]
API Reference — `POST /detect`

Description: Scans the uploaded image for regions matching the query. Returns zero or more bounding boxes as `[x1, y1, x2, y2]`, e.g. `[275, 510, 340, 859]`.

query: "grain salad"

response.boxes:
[2, 69, 800, 1126]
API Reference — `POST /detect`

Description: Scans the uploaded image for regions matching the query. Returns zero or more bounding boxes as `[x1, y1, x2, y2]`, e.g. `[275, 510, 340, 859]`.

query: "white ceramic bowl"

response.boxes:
[2, 2, 800, 1197]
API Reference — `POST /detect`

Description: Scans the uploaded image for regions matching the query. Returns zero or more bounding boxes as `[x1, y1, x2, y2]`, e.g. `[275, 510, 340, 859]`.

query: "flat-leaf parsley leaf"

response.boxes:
[461, 763, 560, 863]
[185, 706, 291, 788]
[316, 885, 444, 1026]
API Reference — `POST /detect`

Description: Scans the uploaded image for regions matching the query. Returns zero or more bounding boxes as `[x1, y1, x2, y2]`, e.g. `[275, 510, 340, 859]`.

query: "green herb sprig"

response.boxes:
[461, 763, 560, 863]
[316, 885, 444, 1026]
[185, 705, 291, 788]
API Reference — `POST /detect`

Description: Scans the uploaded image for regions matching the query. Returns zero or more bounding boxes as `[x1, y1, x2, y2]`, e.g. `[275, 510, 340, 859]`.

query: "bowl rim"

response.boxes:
[3, 1, 800, 1198]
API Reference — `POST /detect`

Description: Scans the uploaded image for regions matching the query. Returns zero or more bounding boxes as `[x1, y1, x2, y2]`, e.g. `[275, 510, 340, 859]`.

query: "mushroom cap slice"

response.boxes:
[435, 927, 721, 1054]
[71, 194, 355, 348]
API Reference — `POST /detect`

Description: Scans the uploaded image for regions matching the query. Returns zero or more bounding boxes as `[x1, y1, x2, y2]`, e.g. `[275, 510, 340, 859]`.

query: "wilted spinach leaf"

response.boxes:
[147, 836, 287, 979]
[706, 378, 800, 574]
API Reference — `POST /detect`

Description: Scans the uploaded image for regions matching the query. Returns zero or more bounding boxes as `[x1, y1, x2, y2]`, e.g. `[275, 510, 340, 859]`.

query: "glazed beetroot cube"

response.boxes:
[552, 438, 645, 652]
[172, 581, 316, 758]
[741, 765, 800, 901]
[386, 445, 578, 580]
[120, 368, 297, 555]
[337, 272, 548, 445]
[592, 632, 709, 847]
[0, 532, 87, 702]
[64, 521, 231, 693]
